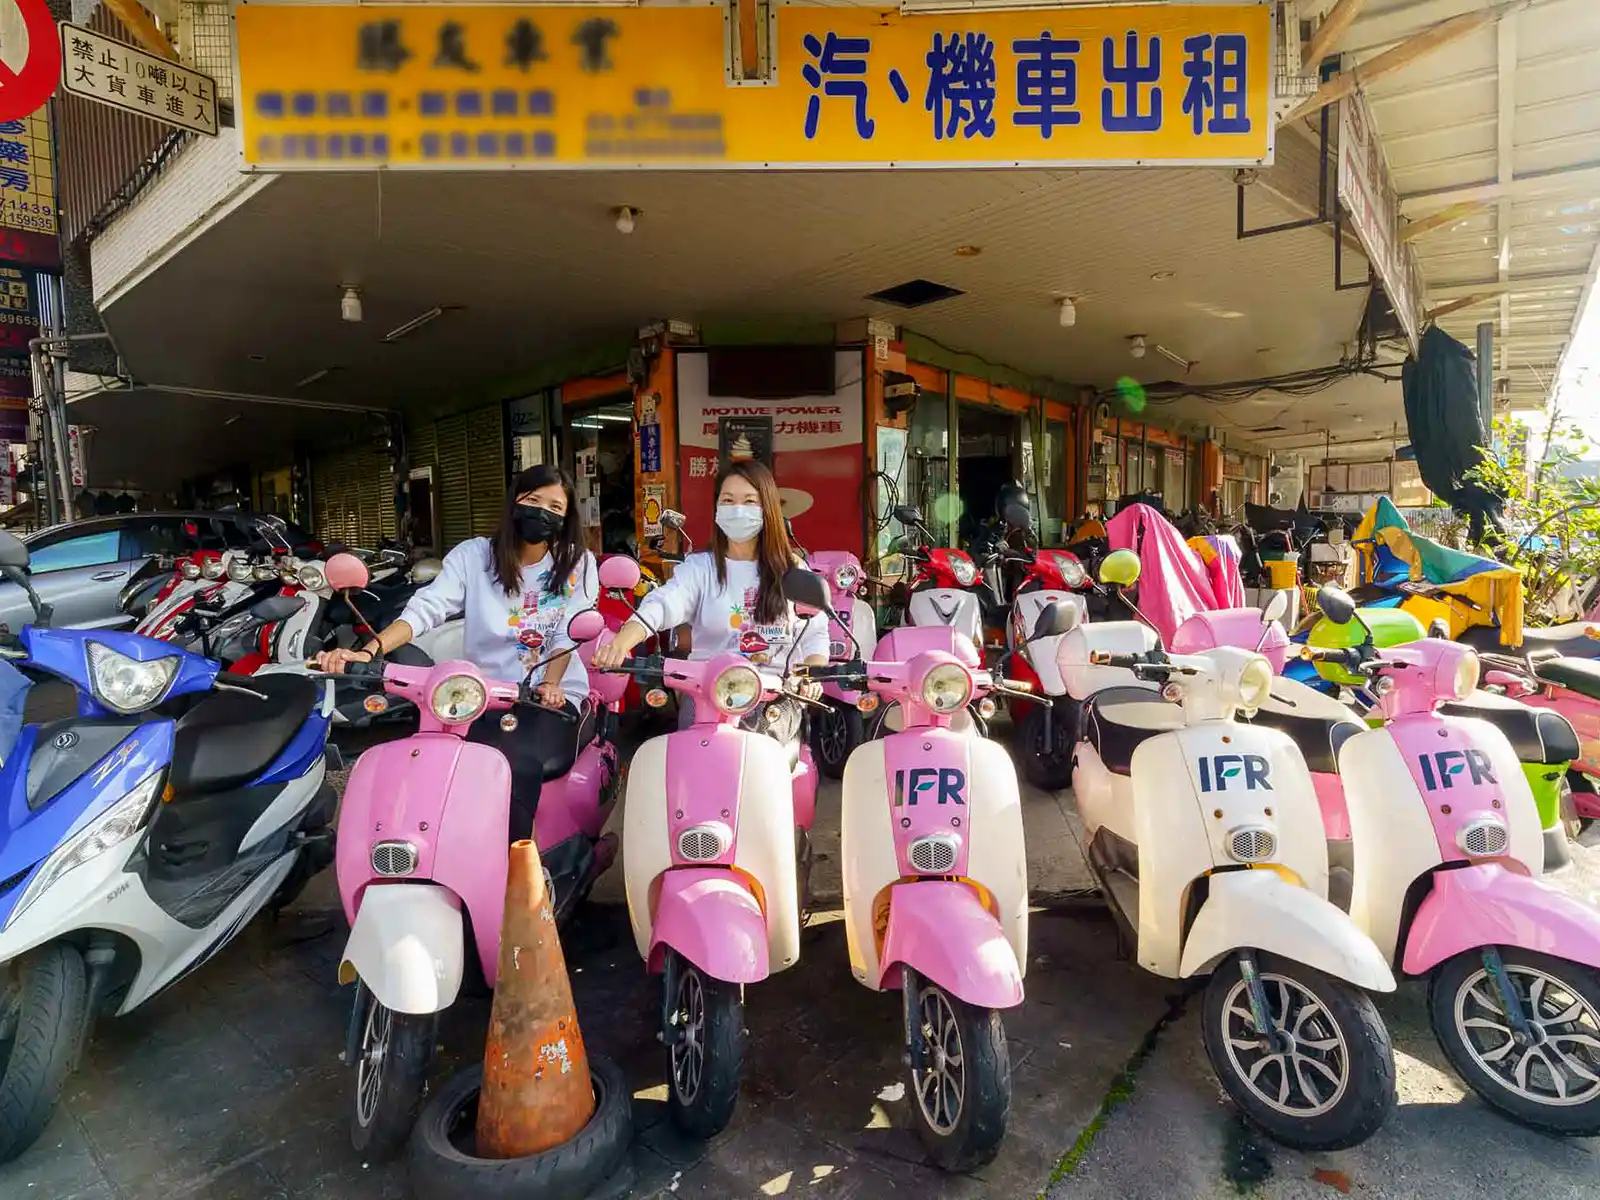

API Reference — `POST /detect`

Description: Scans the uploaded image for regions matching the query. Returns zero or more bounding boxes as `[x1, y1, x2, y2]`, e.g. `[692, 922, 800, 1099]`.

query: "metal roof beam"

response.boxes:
[1400, 161, 1600, 214]
[1428, 270, 1590, 299]
[1304, 0, 1369, 66]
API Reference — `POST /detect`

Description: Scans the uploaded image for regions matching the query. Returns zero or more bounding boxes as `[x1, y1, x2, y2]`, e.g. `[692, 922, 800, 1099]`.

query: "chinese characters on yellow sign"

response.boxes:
[0, 109, 58, 272]
[234, 3, 1273, 171]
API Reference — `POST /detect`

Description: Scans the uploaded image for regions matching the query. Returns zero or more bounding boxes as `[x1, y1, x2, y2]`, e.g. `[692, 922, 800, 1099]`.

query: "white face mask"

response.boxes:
[716, 504, 764, 543]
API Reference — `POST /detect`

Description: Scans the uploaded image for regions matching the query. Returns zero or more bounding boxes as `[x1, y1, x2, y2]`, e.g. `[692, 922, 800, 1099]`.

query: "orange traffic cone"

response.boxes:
[475, 839, 596, 1158]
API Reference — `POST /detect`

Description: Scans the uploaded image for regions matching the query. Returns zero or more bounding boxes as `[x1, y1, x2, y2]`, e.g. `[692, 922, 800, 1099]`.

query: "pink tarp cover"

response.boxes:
[1107, 504, 1229, 642]
[1201, 535, 1248, 609]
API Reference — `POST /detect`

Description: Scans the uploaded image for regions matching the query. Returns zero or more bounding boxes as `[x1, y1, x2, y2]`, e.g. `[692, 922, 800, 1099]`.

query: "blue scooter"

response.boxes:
[0, 532, 338, 1163]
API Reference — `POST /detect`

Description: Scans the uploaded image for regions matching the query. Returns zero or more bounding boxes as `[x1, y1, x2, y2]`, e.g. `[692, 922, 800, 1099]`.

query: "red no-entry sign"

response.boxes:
[0, 0, 62, 123]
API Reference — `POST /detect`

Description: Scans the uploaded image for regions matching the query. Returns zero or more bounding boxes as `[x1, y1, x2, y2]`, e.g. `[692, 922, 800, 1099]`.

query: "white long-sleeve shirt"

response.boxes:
[398, 538, 598, 706]
[634, 551, 829, 668]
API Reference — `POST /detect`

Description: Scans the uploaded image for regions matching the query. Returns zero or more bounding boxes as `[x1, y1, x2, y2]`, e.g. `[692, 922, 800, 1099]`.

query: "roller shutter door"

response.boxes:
[409, 403, 505, 551]
[310, 441, 394, 548]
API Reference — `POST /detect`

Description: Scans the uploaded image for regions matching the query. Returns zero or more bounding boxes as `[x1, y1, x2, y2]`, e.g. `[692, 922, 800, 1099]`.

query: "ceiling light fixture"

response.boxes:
[295, 367, 333, 388]
[340, 286, 362, 323]
[247, 353, 268, 362]
[1154, 343, 1191, 373]
[382, 306, 445, 343]
[1058, 297, 1076, 328]
[1150, 270, 1176, 282]
[1128, 334, 1147, 359]
[954, 244, 982, 257]
[224, 415, 244, 427]
[614, 205, 638, 235]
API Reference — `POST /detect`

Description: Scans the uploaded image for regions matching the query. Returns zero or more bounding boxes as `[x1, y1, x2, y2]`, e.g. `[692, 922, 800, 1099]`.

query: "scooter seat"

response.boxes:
[1440, 690, 1579, 766]
[540, 705, 598, 781]
[1461, 623, 1600, 660]
[1535, 656, 1600, 704]
[1082, 687, 1185, 777]
[1243, 679, 1364, 775]
[170, 673, 321, 794]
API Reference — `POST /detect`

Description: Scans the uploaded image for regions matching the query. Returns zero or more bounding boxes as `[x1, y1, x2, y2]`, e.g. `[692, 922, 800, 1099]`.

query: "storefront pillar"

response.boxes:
[632, 345, 677, 575]
[1200, 441, 1223, 512]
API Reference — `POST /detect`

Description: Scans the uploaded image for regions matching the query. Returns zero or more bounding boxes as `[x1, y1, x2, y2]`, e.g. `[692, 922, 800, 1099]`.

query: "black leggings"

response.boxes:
[467, 702, 578, 842]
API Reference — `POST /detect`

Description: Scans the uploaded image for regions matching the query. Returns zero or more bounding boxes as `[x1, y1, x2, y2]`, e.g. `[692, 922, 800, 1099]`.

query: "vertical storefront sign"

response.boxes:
[642, 482, 665, 538]
[1338, 92, 1423, 354]
[0, 109, 60, 272]
[638, 390, 663, 474]
[677, 351, 864, 556]
[0, 267, 38, 352]
[68, 424, 86, 488]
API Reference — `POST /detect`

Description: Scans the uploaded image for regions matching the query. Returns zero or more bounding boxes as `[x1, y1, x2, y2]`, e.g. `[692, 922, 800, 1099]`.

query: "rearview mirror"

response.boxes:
[0, 531, 29, 570]
[1428, 618, 1451, 640]
[598, 555, 641, 592]
[1030, 600, 1080, 640]
[660, 509, 686, 531]
[567, 609, 607, 643]
[1262, 591, 1290, 625]
[1316, 585, 1357, 627]
[1098, 548, 1141, 588]
[781, 566, 832, 617]
[324, 552, 370, 593]
[892, 504, 925, 527]
[249, 594, 305, 623]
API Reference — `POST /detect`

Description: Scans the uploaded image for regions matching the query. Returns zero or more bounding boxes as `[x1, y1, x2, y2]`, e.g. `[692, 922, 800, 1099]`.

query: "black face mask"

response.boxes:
[514, 503, 564, 545]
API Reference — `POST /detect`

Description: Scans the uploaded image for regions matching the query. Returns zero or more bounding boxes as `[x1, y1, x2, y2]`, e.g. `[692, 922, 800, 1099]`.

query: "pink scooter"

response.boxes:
[805, 549, 879, 778]
[597, 577, 821, 1141]
[1312, 585, 1600, 1135]
[798, 572, 1057, 1170]
[331, 608, 619, 1159]
[1479, 649, 1600, 832]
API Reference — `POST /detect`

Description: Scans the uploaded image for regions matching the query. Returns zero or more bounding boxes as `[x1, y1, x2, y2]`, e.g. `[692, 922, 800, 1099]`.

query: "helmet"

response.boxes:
[410, 557, 443, 584]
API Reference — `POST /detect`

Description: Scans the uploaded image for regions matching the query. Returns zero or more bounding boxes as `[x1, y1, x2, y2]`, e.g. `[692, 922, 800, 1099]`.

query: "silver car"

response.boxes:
[0, 512, 320, 633]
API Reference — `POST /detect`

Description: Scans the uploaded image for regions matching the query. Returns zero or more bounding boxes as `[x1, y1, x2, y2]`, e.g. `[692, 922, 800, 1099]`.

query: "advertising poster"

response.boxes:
[717, 414, 773, 471]
[642, 483, 665, 538]
[677, 350, 863, 556]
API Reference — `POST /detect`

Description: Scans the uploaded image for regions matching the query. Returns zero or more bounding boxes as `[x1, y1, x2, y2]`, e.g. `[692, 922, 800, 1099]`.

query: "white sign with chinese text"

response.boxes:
[68, 425, 85, 488]
[60, 24, 220, 137]
[1337, 92, 1422, 354]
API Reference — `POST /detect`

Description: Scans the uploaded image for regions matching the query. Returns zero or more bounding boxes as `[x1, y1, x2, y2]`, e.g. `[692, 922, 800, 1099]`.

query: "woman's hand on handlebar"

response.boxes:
[590, 639, 633, 671]
[533, 680, 566, 709]
[314, 646, 372, 674]
[786, 674, 823, 702]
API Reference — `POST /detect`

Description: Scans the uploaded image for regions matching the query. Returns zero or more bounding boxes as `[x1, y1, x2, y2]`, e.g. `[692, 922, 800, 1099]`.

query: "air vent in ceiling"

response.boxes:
[1252, 425, 1287, 433]
[866, 279, 965, 309]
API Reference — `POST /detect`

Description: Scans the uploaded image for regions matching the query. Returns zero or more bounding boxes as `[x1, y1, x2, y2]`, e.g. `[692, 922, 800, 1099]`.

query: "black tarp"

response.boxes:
[1402, 325, 1503, 529]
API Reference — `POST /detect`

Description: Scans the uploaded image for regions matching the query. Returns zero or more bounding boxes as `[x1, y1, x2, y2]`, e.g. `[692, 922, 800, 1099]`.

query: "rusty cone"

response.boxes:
[475, 839, 595, 1158]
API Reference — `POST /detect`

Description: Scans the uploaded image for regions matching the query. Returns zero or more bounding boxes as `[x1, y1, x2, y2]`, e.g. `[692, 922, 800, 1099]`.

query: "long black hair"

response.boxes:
[710, 459, 794, 625]
[490, 464, 582, 596]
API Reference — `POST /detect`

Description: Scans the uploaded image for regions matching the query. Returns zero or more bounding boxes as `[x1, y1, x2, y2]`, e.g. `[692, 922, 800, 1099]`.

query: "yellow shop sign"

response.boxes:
[234, 3, 1273, 171]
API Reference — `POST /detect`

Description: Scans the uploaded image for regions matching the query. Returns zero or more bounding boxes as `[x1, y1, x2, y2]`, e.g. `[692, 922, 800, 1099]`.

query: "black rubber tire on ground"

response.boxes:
[1014, 704, 1075, 791]
[350, 998, 437, 1162]
[812, 701, 863, 780]
[407, 1055, 633, 1200]
[905, 979, 1011, 1172]
[1201, 952, 1395, 1151]
[1429, 947, 1600, 1136]
[666, 957, 744, 1140]
[0, 942, 89, 1164]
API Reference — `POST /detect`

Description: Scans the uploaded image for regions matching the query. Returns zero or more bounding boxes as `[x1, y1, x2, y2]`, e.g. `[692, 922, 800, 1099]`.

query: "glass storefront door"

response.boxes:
[562, 395, 635, 555]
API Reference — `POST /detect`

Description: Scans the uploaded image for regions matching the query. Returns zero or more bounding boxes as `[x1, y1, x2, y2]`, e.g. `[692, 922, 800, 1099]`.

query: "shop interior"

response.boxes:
[563, 395, 636, 556]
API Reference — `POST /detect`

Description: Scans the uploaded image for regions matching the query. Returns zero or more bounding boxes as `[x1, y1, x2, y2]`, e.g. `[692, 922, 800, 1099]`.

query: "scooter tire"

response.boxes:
[666, 960, 744, 1141]
[406, 1056, 633, 1200]
[1201, 952, 1395, 1151]
[811, 701, 863, 780]
[1015, 705, 1075, 792]
[350, 999, 437, 1162]
[0, 942, 89, 1164]
[1429, 948, 1600, 1136]
[906, 982, 1011, 1172]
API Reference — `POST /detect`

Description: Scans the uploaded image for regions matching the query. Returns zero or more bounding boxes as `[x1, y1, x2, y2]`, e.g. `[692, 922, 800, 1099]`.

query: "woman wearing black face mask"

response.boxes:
[314, 465, 598, 840]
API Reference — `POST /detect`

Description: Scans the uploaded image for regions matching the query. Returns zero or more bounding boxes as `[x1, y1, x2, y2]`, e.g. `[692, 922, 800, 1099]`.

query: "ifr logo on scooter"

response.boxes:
[893, 767, 966, 806]
[1417, 748, 1497, 790]
[1197, 754, 1272, 793]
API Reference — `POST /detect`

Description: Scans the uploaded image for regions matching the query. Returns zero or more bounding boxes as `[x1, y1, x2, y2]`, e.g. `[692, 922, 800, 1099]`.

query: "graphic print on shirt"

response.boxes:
[506, 566, 583, 666]
[728, 584, 790, 665]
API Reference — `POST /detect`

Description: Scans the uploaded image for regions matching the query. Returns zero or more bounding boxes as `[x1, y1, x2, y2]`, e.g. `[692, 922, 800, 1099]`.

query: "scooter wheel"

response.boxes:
[407, 1056, 633, 1200]
[905, 979, 1011, 1171]
[1430, 948, 1600, 1136]
[1015, 705, 1075, 791]
[811, 701, 863, 780]
[1202, 952, 1395, 1151]
[0, 943, 89, 1165]
[350, 997, 437, 1161]
[666, 957, 744, 1140]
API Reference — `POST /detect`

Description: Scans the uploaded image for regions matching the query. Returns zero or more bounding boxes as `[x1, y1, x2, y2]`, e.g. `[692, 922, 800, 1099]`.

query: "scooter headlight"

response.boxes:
[253, 563, 278, 582]
[201, 559, 225, 580]
[712, 664, 763, 715]
[85, 642, 181, 714]
[950, 556, 978, 587]
[5, 772, 163, 929]
[180, 562, 201, 581]
[922, 663, 972, 713]
[297, 564, 326, 591]
[430, 674, 487, 724]
[1056, 554, 1088, 588]
[227, 559, 252, 582]
[834, 563, 861, 591]
[1449, 653, 1480, 702]
[1236, 657, 1273, 711]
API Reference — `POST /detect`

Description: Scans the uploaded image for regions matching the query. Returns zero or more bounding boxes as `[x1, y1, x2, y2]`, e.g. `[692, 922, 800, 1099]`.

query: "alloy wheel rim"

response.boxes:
[1454, 964, 1600, 1107]
[670, 969, 705, 1105]
[819, 708, 849, 764]
[355, 1001, 391, 1128]
[1219, 971, 1350, 1117]
[912, 986, 966, 1135]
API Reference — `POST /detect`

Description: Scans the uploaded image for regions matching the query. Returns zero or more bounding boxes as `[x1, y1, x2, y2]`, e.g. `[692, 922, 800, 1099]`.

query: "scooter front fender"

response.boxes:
[1180, 869, 1396, 992]
[648, 868, 769, 983]
[878, 880, 1024, 1008]
[1403, 862, 1600, 975]
[337, 884, 464, 1015]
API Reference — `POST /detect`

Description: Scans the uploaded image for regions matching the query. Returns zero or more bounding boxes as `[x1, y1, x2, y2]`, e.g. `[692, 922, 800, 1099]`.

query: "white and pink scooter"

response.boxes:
[1312, 586, 1600, 1136]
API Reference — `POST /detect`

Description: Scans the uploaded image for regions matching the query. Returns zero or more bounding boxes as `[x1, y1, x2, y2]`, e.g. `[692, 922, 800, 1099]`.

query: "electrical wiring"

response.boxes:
[1099, 357, 1399, 408]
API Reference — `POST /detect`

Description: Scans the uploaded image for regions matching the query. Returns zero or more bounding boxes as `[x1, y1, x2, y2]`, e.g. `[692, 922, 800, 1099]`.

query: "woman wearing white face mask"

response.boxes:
[592, 461, 828, 701]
